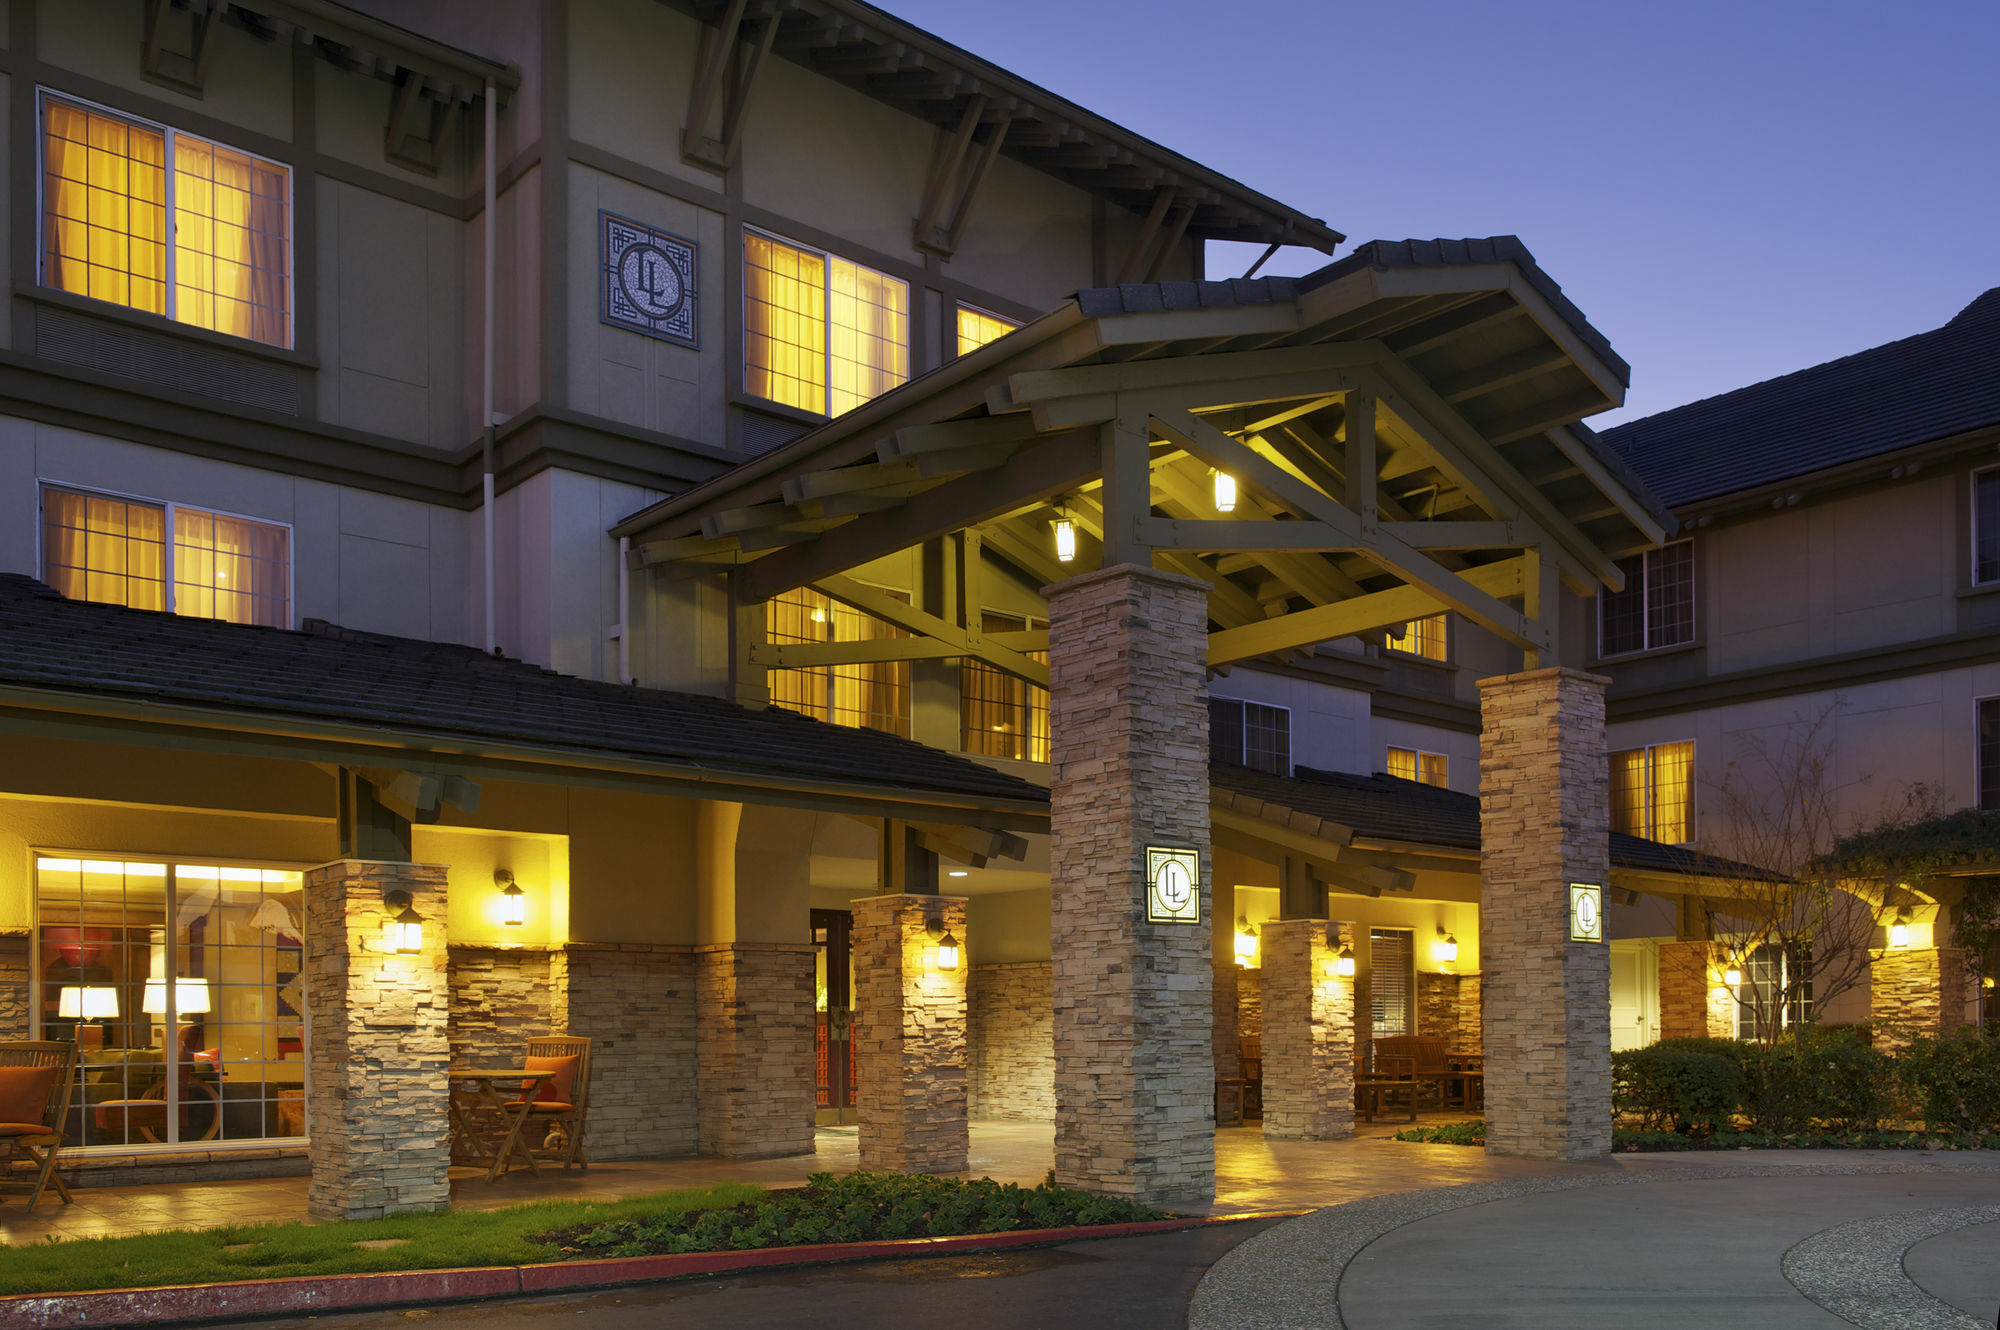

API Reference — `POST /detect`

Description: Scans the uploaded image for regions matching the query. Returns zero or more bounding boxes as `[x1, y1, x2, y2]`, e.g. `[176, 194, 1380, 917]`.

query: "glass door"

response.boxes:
[812, 908, 855, 1126]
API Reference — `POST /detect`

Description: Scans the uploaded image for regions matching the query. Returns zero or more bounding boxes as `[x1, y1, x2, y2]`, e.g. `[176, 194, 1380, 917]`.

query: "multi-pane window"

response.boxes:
[1974, 469, 2000, 585]
[1384, 613, 1448, 662]
[1386, 747, 1448, 788]
[961, 612, 1049, 762]
[41, 485, 291, 627]
[1368, 928, 1414, 1042]
[1733, 943, 1811, 1041]
[1210, 697, 1291, 775]
[1599, 540, 1695, 656]
[956, 304, 1018, 356]
[1979, 699, 2000, 809]
[41, 94, 292, 348]
[743, 230, 908, 417]
[768, 586, 910, 737]
[1609, 740, 1695, 844]
[34, 856, 309, 1148]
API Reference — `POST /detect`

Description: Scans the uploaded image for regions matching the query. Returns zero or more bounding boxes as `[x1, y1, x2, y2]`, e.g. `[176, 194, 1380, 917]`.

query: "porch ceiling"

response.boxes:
[615, 237, 1671, 678]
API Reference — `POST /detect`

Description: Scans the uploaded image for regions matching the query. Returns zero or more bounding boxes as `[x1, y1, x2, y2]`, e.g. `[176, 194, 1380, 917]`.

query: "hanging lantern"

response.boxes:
[1212, 470, 1237, 514]
[1053, 516, 1077, 564]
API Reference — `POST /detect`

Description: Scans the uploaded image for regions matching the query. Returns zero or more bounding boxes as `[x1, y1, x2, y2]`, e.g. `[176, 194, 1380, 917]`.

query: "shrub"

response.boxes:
[1896, 1029, 2000, 1138]
[1613, 1044, 1740, 1134]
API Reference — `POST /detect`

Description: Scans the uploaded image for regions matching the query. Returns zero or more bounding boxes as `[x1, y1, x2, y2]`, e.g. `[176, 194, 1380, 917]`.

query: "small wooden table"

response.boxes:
[1355, 1076, 1419, 1123]
[448, 1069, 554, 1181]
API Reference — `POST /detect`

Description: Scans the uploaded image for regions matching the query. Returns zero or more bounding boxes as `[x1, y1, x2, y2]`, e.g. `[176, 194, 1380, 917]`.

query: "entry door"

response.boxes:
[1609, 940, 1656, 1050]
[811, 909, 856, 1126]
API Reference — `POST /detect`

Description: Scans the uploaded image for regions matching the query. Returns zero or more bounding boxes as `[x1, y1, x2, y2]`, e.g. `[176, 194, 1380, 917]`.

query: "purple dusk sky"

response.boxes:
[888, 0, 1999, 426]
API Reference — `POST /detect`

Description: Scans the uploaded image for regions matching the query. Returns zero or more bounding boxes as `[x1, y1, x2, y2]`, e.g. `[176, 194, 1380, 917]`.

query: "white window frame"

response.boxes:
[36, 88, 296, 350]
[1597, 538, 1696, 659]
[37, 479, 296, 628]
[1971, 465, 2000, 587]
[1385, 745, 1448, 786]
[1977, 695, 2000, 810]
[1210, 696, 1293, 776]
[1610, 740, 1697, 845]
[740, 224, 908, 418]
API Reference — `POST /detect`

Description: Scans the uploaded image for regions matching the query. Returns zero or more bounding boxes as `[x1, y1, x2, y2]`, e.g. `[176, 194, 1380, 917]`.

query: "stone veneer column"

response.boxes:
[1260, 921, 1355, 1141]
[303, 860, 450, 1221]
[1871, 947, 1976, 1052]
[1478, 668, 1612, 1161]
[967, 962, 1055, 1121]
[852, 894, 969, 1173]
[1657, 940, 1735, 1040]
[552, 944, 700, 1160]
[1046, 563, 1214, 1205]
[694, 942, 817, 1159]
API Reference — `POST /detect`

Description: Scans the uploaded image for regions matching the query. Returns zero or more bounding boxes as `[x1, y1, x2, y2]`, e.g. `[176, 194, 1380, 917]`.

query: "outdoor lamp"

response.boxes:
[925, 917, 960, 970]
[58, 985, 119, 1020]
[383, 889, 425, 955]
[1212, 470, 1237, 513]
[1889, 908, 1911, 949]
[1724, 963, 1743, 987]
[495, 869, 526, 926]
[1053, 515, 1077, 564]
[1234, 916, 1259, 966]
[140, 978, 211, 1017]
[1434, 925, 1459, 965]
[1333, 946, 1357, 978]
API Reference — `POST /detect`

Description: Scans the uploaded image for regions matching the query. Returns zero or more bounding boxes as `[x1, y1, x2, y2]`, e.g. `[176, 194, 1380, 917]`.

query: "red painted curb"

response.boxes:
[0, 1211, 1301, 1329]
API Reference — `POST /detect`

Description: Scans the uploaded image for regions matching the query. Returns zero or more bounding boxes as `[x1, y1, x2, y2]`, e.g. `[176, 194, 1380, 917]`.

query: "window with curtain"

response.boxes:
[1609, 740, 1695, 844]
[767, 586, 910, 737]
[1386, 746, 1448, 788]
[743, 230, 907, 417]
[41, 94, 292, 349]
[1384, 613, 1448, 662]
[956, 304, 1018, 356]
[1598, 540, 1695, 656]
[42, 485, 291, 627]
[960, 612, 1049, 761]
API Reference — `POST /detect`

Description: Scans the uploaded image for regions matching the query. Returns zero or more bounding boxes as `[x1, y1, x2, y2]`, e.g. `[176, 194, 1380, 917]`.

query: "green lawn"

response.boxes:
[0, 1183, 762, 1297]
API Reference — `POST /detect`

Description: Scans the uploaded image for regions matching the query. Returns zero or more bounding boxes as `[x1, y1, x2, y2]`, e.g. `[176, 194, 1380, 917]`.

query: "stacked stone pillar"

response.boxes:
[852, 894, 969, 1173]
[1046, 563, 1214, 1206]
[1871, 946, 1977, 1052]
[1658, 940, 1735, 1040]
[694, 943, 817, 1158]
[1259, 921, 1355, 1141]
[1477, 668, 1612, 1161]
[303, 860, 450, 1221]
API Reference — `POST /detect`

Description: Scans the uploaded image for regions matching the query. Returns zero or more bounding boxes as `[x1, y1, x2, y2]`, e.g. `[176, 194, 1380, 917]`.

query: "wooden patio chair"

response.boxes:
[514, 1034, 591, 1170]
[0, 1041, 77, 1211]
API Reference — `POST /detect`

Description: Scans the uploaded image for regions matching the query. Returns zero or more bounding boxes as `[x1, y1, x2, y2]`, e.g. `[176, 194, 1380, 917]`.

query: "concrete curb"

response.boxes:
[0, 1211, 1299, 1328]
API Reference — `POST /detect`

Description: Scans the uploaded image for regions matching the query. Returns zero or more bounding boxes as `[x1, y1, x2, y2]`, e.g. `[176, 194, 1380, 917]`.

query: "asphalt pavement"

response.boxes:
[219, 1218, 1286, 1330]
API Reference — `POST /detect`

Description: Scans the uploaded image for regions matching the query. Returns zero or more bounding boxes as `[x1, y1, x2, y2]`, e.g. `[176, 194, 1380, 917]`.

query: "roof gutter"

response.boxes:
[0, 684, 1051, 830]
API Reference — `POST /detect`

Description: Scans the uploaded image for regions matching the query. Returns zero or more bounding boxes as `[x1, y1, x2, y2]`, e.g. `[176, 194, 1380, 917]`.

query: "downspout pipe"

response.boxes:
[482, 77, 498, 655]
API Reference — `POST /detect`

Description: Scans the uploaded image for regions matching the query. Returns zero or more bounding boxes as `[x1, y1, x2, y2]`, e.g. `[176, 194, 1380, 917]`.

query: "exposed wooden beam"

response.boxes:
[782, 460, 926, 502]
[752, 629, 1048, 668]
[882, 414, 1045, 460]
[1380, 291, 1522, 359]
[1141, 198, 1197, 282]
[815, 575, 1049, 686]
[1115, 186, 1178, 284]
[1206, 557, 1527, 666]
[631, 532, 742, 567]
[1437, 344, 1571, 404]
[1008, 343, 1373, 405]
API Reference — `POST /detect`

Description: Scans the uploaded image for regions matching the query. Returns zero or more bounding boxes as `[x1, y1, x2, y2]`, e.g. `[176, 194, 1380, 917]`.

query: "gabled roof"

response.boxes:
[1210, 761, 1774, 882]
[1600, 288, 2000, 510]
[0, 576, 1045, 816]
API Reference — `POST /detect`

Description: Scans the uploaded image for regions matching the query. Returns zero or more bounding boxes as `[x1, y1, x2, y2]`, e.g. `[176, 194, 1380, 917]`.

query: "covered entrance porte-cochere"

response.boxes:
[617, 236, 1675, 1204]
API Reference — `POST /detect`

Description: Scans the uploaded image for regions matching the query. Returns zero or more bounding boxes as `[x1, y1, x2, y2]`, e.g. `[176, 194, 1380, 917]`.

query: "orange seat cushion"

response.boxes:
[520, 1055, 579, 1104]
[0, 1123, 55, 1137]
[0, 1066, 58, 1127]
[524, 1101, 574, 1113]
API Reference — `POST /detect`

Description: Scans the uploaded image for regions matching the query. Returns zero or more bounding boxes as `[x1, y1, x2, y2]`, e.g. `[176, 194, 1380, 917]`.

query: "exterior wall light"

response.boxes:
[1212, 470, 1237, 513]
[495, 869, 526, 926]
[1723, 964, 1742, 988]
[1434, 924, 1458, 964]
[925, 916, 960, 970]
[384, 889, 425, 955]
[1053, 515, 1077, 564]
[1233, 916, 1259, 966]
[1888, 908, 1912, 949]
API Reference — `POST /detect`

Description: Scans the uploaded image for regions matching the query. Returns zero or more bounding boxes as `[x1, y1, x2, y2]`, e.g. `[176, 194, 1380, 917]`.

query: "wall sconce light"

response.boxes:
[1333, 946, 1357, 978]
[1723, 963, 1743, 988]
[1233, 915, 1259, 966]
[1212, 470, 1237, 514]
[58, 985, 120, 1021]
[1434, 924, 1459, 965]
[1888, 907, 1912, 949]
[384, 889, 425, 955]
[495, 869, 526, 926]
[925, 916, 960, 970]
[1053, 514, 1077, 564]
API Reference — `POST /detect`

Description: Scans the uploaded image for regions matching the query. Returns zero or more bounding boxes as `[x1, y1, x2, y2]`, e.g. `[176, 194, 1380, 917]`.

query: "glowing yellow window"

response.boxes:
[1387, 746, 1447, 787]
[42, 485, 290, 627]
[956, 305, 1018, 356]
[744, 230, 907, 417]
[767, 586, 910, 738]
[40, 95, 292, 348]
[1609, 740, 1695, 843]
[1385, 613, 1448, 662]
